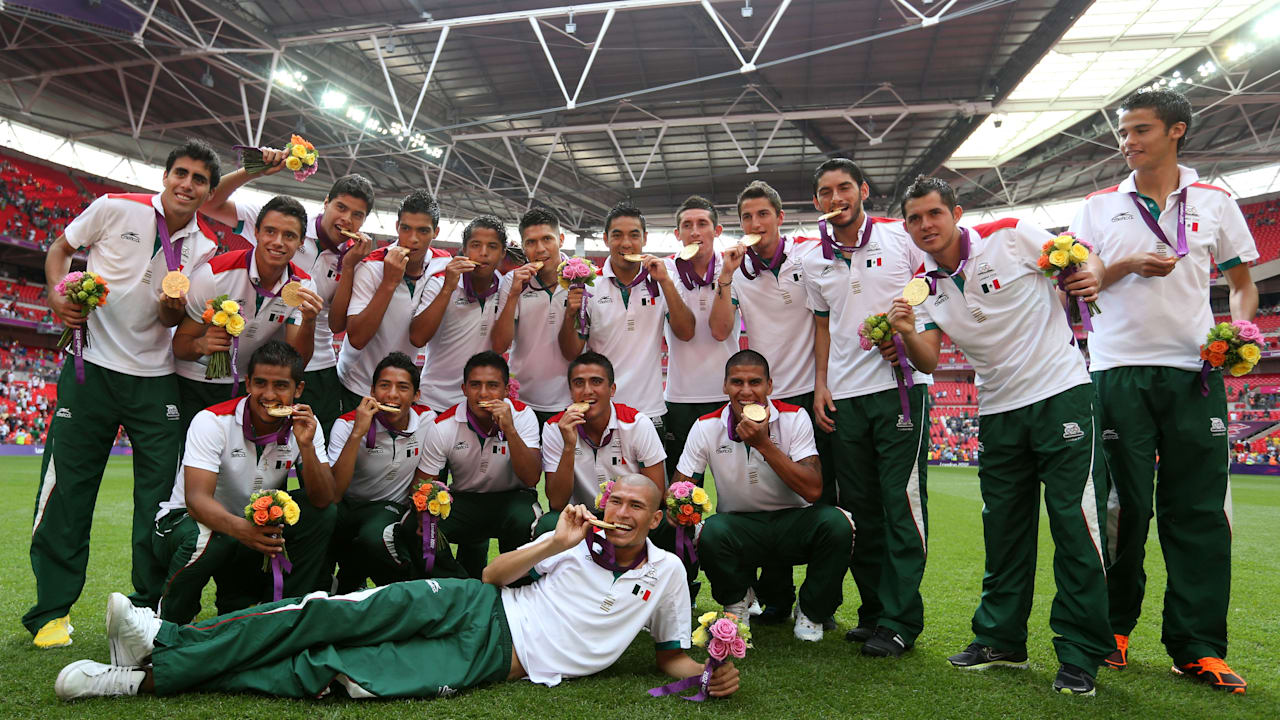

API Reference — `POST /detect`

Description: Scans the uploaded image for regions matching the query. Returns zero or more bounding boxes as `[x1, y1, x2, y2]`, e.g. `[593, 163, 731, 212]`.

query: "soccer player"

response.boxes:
[28, 139, 223, 648]
[662, 196, 741, 478]
[325, 351, 463, 592]
[55, 477, 739, 701]
[800, 159, 932, 656]
[1070, 89, 1257, 693]
[337, 190, 448, 412]
[558, 203, 695, 439]
[405, 352, 541, 579]
[171, 196, 324, 427]
[492, 208, 572, 426]
[411, 216, 507, 412]
[201, 163, 378, 433]
[152, 341, 338, 624]
[890, 175, 1111, 696]
[674, 350, 854, 642]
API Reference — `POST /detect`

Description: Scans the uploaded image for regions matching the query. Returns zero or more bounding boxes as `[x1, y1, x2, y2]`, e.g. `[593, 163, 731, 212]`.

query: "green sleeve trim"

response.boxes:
[654, 640, 682, 651]
[812, 310, 829, 317]
[1216, 256, 1243, 272]
[923, 322, 939, 332]
[528, 569, 540, 581]
[285, 318, 298, 326]
[232, 220, 244, 235]
[730, 297, 738, 306]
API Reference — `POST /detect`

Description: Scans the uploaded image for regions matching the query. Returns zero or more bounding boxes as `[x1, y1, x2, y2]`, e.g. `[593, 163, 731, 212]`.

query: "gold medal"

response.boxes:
[529, 261, 544, 271]
[740, 234, 762, 247]
[280, 281, 304, 307]
[568, 401, 591, 414]
[902, 277, 930, 307]
[375, 402, 401, 413]
[477, 399, 503, 408]
[678, 243, 700, 261]
[586, 517, 633, 531]
[819, 209, 844, 220]
[161, 271, 189, 299]
[338, 228, 362, 240]
[742, 403, 768, 422]
[266, 405, 295, 418]
[622, 253, 646, 263]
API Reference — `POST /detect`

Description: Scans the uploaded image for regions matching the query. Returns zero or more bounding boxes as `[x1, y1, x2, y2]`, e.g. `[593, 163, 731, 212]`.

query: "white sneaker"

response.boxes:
[723, 598, 751, 629]
[106, 592, 159, 667]
[745, 588, 763, 617]
[55, 660, 144, 700]
[793, 606, 824, 642]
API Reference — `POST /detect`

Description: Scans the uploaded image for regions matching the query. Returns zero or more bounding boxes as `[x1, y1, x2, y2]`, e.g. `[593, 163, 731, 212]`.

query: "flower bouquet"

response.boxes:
[593, 478, 616, 515]
[1198, 320, 1263, 396]
[237, 134, 318, 181]
[649, 610, 750, 701]
[202, 294, 246, 382]
[859, 313, 914, 423]
[558, 256, 598, 333]
[53, 271, 109, 383]
[243, 489, 300, 600]
[411, 479, 452, 572]
[666, 480, 710, 565]
[1038, 232, 1101, 329]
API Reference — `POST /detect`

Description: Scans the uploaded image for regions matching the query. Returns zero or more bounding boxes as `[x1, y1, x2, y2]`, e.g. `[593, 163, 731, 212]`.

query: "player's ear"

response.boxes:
[293, 380, 305, 401]
[648, 509, 662, 531]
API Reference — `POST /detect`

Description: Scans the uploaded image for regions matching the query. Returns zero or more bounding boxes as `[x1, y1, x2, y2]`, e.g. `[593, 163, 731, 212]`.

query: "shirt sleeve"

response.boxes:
[803, 259, 829, 313]
[513, 406, 541, 448]
[527, 532, 570, 577]
[1213, 196, 1259, 270]
[497, 273, 520, 322]
[631, 412, 667, 468]
[1012, 220, 1054, 271]
[234, 201, 262, 245]
[62, 195, 115, 250]
[675, 419, 710, 478]
[296, 420, 328, 467]
[540, 420, 564, 472]
[648, 564, 693, 650]
[785, 411, 819, 462]
[184, 266, 215, 323]
[416, 419, 450, 476]
[182, 410, 226, 473]
[347, 261, 381, 316]
[913, 297, 937, 334]
[1068, 201, 1102, 261]
[415, 273, 447, 315]
[327, 418, 354, 464]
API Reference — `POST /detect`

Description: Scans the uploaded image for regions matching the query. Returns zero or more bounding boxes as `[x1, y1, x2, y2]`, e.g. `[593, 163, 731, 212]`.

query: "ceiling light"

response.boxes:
[1225, 42, 1256, 62]
[565, 10, 576, 33]
[741, 0, 753, 18]
[321, 89, 347, 109]
[346, 106, 367, 123]
[200, 67, 214, 88]
[1256, 10, 1280, 38]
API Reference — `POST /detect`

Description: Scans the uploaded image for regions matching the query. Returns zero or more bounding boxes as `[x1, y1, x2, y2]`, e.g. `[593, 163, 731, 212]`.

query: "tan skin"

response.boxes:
[172, 210, 323, 364]
[46, 156, 215, 330]
[1103, 107, 1257, 320]
[345, 210, 439, 350]
[709, 197, 795, 342]
[411, 365, 541, 488]
[545, 363, 666, 510]
[672, 363, 822, 502]
[411, 226, 504, 347]
[492, 223, 565, 353]
[558, 216, 696, 360]
[331, 365, 419, 499]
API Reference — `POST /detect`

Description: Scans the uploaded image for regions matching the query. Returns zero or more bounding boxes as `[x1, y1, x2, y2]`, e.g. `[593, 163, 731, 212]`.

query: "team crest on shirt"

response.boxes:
[165, 404, 180, 420]
[1209, 417, 1226, 436]
[120, 231, 141, 243]
[1062, 422, 1085, 441]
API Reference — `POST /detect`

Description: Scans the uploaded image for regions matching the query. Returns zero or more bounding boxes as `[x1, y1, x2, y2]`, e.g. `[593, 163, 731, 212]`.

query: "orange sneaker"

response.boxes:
[1172, 657, 1247, 694]
[1104, 634, 1128, 670]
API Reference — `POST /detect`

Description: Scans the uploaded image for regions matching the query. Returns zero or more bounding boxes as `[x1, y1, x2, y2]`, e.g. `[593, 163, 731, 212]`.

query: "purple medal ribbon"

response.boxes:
[1130, 188, 1188, 258]
[241, 399, 292, 446]
[72, 327, 85, 384]
[365, 411, 413, 448]
[525, 252, 569, 293]
[675, 252, 716, 290]
[586, 530, 645, 573]
[153, 208, 185, 272]
[463, 271, 499, 304]
[243, 249, 300, 395]
[229, 336, 240, 397]
[612, 264, 660, 298]
[649, 658, 721, 701]
[1055, 268, 1094, 333]
[819, 214, 873, 261]
[577, 424, 614, 452]
[270, 554, 293, 602]
[466, 404, 504, 442]
[676, 524, 698, 566]
[574, 281, 593, 334]
[421, 512, 438, 571]
[741, 237, 786, 280]
[891, 334, 914, 422]
[917, 228, 972, 295]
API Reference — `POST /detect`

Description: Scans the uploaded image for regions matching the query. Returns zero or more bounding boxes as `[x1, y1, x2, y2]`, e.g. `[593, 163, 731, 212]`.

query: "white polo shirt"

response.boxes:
[417, 399, 540, 493]
[176, 249, 314, 384]
[728, 236, 819, 399]
[676, 400, 817, 513]
[664, 256, 741, 403]
[327, 404, 435, 503]
[540, 402, 667, 506]
[801, 217, 932, 399]
[502, 532, 690, 687]
[1069, 165, 1258, 372]
[336, 248, 448, 396]
[416, 270, 505, 411]
[157, 395, 327, 521]
[582, 258, 669, 417]
[231, 202, 344, 372]
[62, 193, 218, 376]
[913, 219, 1091, 415]
[497, 271, 571, 412]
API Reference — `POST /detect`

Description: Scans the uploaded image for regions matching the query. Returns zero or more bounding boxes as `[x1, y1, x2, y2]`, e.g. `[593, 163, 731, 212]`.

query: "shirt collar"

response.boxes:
[248, 249, 291, 294]
[920, 226, 985, 275]
[151, 193, 200, 242]
[719, 400, 781, 432]
[1117, 164, 1199, 197]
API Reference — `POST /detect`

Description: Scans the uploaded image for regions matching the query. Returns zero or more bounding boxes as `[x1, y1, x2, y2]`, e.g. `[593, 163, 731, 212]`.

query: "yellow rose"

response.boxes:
[698, 611, 718, 625]
[211, 310, 229, 326]
[1048, 249, 1069, 268]
[436, 491, 450, 504]
[1240, 344, 1262, 363]
[439, 504, 451, 520]
[1229, 361, 1253, 377]
[1053, 234, 1074, 251]
[291, 144, 307, 158]
[221, 299, 240, 314]
[304, 152, 317, 165]
[691, 488, 709, 505]
[226, 314, 246, 336]
[428, 500, 441, 515]
[274, 490, 290, 503]
[282, 501, 301, 525]
[285, 156, 303, 171]
[691, 626, 708, 647]
[1068, 243, 1089, 263]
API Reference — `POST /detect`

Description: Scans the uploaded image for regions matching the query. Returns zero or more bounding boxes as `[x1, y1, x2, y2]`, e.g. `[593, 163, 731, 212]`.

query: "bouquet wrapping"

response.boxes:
[1038, 232, 1101, 330]
[53, 271, 109, 383]
[410, 479, 452, 571]
[649, 610, 750, 701]
[859, 313, 914, 422]
[665, 480, 711, 565]
[202, 294, 246, 389]
[558, 257, 598, 334]
[243, 489, 301, 600]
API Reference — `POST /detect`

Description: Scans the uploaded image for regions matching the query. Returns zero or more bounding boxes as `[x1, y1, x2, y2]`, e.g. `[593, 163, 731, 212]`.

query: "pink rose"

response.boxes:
[707, 637, 729, 661]
[1234, 321, 1262, 343]
[859, 335, 874, 351]
[709, 618, 738, 642]
[672, 483, 691, 498]
[729, 637, 747, 658]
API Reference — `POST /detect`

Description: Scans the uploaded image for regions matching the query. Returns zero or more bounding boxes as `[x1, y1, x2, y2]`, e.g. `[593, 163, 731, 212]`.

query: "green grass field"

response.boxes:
[0, 456, 1276, 719]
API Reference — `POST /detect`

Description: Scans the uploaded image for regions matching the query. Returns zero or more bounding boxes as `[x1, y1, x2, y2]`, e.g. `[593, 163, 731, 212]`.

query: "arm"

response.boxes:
[639, 461, 667, 498]
[481, 504, 593, 586]
[708, 250, 741, 341]
[199, 151, 288, 227]
[557, 285, 587, 360]
[327, 235, 372, 335]
[544, 412, 582, 511]
[1225, 263, 1258, 321]
[329, 399, 377, 498]
[291, 404, 336, 506]
[812, 314, 836, 432]
[654, 652, 739, 697]
[185, 468, 286, 556]
[284, 285, 323, 364]
[410, 260, 468, 347]
[736, 416, 822, 502]
[172, 315, 230, 361]
[44, 235, 85, 329]
[502, 409, 542, 488]
[649, 259, 695, 342]
[883, 299, 942, 373]
[492, 267, 534, 353]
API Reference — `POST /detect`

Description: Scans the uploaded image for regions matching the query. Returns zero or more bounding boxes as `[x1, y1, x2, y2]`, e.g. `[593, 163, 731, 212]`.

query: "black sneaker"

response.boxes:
[861, 627, 912, 658]
[756, 604, 792, 625]
[822, 616, 838, 632]
[1053, 663, 1096, 696]
[844, 625, 876, 642]
[947, 642, 1029, 670]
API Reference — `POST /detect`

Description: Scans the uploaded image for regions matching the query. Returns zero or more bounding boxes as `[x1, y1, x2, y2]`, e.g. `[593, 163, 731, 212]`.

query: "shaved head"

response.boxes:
[614, 473, 662, 510]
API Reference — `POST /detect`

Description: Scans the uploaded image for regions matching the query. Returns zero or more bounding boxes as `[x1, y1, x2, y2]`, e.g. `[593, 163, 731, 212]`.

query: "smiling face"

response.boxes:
[676, 208, 720, 260]
[161, 156, 214, 217]
[254, 210, 305, 280]
[724, 363, 772, 418]
[321, 193, 369, 239]
[601, 478, 663, 547]
[568, 363, 614, 422]
[521, 223, 563, 265]
[371, 366, 417, 423]
[463, 227, 505, 277]
[606, 216, 646, 266]
[248, 364, 302, 423]
[1118, 106, 1184, 172]
[902, 191, 964, 258]
[812, 169, 868, 228]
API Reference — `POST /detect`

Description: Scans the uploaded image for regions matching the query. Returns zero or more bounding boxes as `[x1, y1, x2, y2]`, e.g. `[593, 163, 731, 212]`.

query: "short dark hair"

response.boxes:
[675, 195, 718, 228]
[736, 180, 782, 216]
[569, 351, 615, 385]
[725, 349, 770, 380]
[463, 215, 507, 246]
[373, 351, 420, 393]
[397, 189, 440, 226]
[165, 138, 222, 190]
[247, 340, 304, 384]
[519, 208, 560, 235]
[812, 158, 867, 196]
[900, 175, 957, 218]
[604, 202, 646, 236]
[255, 195, 307, 237]
[464, 350, 509, 385]
[326, 174, 375, 211]
[1120, 89, 1193, 153]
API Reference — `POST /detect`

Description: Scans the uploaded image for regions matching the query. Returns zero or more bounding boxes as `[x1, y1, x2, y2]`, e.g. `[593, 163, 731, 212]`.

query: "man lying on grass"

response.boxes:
[55, 474, 740, 701]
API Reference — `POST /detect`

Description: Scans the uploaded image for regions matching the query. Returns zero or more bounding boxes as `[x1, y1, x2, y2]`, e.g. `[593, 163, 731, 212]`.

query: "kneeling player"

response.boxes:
[152, 341, 337, 623]
[673, 350, 853, 642]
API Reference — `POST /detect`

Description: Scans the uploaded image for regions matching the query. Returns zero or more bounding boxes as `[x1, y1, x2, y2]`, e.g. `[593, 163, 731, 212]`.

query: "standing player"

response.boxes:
[890, 176, 1111, 696]
[802, 159, 930, 656]
[1070, 89, 1257, 693]
[491, 208, 571, 427]
[411, 216, 507, 411]
[201, 163, 377, 433]
[28, 140, 223, 647]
